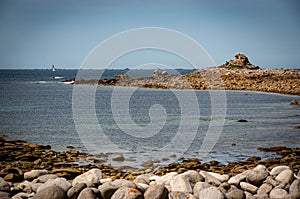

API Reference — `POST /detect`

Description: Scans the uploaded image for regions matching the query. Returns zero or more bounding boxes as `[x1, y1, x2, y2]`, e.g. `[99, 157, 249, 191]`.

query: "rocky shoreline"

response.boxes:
[1, 137, 300, 198]
[63, 54, 300, 96]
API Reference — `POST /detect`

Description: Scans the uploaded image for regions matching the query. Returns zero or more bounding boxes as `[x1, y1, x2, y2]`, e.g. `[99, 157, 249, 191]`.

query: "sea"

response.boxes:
[0, 69, 300, 168]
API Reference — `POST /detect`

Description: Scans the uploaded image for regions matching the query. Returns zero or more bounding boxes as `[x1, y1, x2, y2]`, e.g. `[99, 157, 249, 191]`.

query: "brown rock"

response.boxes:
[291, 99, 299, 105]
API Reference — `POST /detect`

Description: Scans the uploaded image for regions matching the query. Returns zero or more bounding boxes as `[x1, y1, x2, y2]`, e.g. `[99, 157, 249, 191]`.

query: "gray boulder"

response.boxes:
[257, 183, 273, 195]
[37, 177, 71, 193]
[246, 169, 269, 186]
[289, 179, 300, 199]
[170, 176, 192, 193]
[24, 170, 50, 181]
[144, 184, 168, 199]
[193, 181, 212, 197]
[67, 183, 87, 199]
[72, 168, 102, 187]
[77, 188, 99, 199]
[168, 191, 197, 199]
[275, 169, 293, 185]
[270, 165, 290, 176]
[226, 187, 245, 199]
[0, 177, 10, 192]
[269, 188, 288, 199]
[133, 174, 152, 185]
[36, 174, 58, 183]
[111, 187, 142, 199]
[240, 182, 258, 194]
[198, 187, 225, 199]
[33, 185, 67, 199]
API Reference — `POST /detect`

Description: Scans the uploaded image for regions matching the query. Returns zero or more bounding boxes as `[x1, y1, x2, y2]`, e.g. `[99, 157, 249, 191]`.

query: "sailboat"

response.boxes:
[51, 65, 64, 79]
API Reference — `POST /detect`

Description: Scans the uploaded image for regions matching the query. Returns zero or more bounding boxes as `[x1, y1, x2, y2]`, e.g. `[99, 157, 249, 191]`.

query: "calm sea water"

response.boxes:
[0, 69, 300, 167]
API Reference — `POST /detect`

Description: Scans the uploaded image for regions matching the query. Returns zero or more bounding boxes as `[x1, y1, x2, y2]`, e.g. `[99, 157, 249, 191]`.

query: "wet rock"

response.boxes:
[198, 186, 225, 199]
[72, 168, 102, 187]
[270, 165, 290, 176]
[112, 154, 125, 162]
[67, 183, 87, 199]
[269, 188, 288, 199]
[33, 185, 67, 199]
[237, 119, 248, 122]
[291, 99, 299, 105]
[240, 182, 258, 194]
[144, 184, 168, 199]
[275, 169, 293, 185]
[168, 191, 197, 199]
[0, 177, 10, 192]
[24, 169, 50, 181]
[77, 188, 98, 199]
[111, 187, 142, 199]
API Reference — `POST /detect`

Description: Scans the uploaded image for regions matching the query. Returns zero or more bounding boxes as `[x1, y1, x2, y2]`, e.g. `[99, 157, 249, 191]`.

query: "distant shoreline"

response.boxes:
[63, 67, 300, 96]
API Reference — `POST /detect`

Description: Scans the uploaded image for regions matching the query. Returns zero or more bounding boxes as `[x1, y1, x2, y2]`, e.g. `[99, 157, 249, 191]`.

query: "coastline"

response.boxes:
[1, 137, 299, 198]
[64, 67, 300, 96]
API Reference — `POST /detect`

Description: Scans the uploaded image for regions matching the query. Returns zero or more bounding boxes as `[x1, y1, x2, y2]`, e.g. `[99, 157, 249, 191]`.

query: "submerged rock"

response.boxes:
[291, 99, 299, 105]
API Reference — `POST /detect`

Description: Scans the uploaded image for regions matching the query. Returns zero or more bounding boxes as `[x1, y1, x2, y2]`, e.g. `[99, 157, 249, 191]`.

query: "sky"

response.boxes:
[0, 0, 299, 69]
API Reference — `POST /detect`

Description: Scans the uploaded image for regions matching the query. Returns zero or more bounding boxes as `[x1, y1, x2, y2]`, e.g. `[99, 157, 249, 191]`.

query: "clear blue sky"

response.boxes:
[0, 0, 299, 69]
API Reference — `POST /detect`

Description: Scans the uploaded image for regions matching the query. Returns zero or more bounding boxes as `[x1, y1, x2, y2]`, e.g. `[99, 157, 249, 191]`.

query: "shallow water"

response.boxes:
[0, 69, 299, 168]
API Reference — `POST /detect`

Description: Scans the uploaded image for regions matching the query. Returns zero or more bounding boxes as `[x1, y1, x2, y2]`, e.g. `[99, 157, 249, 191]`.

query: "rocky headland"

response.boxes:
[64, 53, 300, 95]
[1, 137, 300, 198]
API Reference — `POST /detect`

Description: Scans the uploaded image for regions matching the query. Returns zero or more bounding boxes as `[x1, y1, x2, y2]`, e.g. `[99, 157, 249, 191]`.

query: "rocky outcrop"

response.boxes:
[63, 54, 300, 95]
[222, 53, 260, 70]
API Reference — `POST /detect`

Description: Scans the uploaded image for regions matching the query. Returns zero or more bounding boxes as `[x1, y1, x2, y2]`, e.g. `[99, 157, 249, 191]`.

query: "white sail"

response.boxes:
[51, 65, 55, 72]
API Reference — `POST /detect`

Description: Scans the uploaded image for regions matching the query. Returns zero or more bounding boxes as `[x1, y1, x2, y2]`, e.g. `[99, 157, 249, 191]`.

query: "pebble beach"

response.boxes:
[1, 137, 300, 199]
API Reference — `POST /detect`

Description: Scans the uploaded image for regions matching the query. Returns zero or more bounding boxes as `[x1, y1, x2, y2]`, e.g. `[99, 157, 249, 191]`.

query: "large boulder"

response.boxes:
[289, 179, 300, 199]
[269, 188, 288, 199]
[77, 188, 99, 199]
[0, 177, 10, 193]
[198, 187, 225, 199]
[72, 168, 102, 187]
[24, 170, 50, 181]
[275, 169, 293, 185]
[170, 176, 192, 193]
[144, 184, 168, 199]
[67, 183, 87, 199]
[111, 187, 142, 199]
[33, 185, 67, 199]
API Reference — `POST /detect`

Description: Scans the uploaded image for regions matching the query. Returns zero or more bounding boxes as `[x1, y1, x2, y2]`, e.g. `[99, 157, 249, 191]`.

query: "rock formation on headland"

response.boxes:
[222, 52, 260, 70]
[63, 53, 300, 95]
